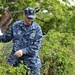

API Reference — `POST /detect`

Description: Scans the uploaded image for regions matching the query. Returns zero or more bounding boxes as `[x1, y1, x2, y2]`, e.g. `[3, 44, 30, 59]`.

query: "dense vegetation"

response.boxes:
[0, 0, 75, 75]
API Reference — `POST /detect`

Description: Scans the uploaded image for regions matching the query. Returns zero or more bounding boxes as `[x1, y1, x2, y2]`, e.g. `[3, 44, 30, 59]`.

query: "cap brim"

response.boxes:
[27, 15, 36, 19]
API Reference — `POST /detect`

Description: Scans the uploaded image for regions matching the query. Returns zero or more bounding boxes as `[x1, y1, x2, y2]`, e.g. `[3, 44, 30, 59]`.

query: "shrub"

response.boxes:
[0, 42, 30, 75]
[40, 30, 75, 75]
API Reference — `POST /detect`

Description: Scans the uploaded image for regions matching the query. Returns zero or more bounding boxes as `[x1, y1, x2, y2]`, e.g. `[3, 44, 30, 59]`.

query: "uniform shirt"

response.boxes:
[0, 20, 42, 67]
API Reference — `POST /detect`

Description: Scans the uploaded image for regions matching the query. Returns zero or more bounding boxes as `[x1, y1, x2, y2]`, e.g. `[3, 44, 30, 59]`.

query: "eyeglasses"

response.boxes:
[27, 17, 33, 19]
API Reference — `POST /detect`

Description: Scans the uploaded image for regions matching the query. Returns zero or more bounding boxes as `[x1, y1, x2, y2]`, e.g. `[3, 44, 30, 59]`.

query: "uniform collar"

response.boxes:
[19, 20, 36, 30]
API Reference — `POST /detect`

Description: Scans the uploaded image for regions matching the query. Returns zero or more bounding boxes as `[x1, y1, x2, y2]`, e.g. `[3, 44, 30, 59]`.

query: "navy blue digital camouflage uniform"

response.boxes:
[0, 20, 42, 75]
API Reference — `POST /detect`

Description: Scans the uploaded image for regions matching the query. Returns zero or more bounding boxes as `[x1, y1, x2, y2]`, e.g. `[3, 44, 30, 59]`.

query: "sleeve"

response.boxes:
[0, 25, 13, 42]
[22, 26, 42, 56]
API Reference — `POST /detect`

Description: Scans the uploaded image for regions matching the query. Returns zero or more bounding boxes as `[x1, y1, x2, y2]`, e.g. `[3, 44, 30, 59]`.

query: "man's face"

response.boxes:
[23, 13, 33, 25]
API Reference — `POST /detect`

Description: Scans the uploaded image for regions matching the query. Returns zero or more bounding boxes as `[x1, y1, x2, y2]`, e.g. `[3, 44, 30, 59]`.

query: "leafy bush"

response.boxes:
[0, 63, 28, 75]
[40, 30, 75, 75]
[0, 42, 30, 75]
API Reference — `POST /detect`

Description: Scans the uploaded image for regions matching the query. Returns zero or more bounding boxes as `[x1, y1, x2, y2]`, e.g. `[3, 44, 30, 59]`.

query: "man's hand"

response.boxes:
[0, 28, 3, 35]
[14, 50, 23, 57]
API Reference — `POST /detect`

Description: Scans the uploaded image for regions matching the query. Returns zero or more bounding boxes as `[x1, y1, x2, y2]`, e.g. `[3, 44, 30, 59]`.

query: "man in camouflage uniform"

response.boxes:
[0, 7, 42, 75]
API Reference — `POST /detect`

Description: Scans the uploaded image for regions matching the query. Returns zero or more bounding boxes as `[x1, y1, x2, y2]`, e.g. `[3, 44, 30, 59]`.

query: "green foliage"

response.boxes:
[40, 30, 75, 75]
[41, 3, 75, 34]
[0, 0, 75, 75]
[0, 62, 29, 75]
[0, 0, 75, 34]
[0, 42, 30, 75]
